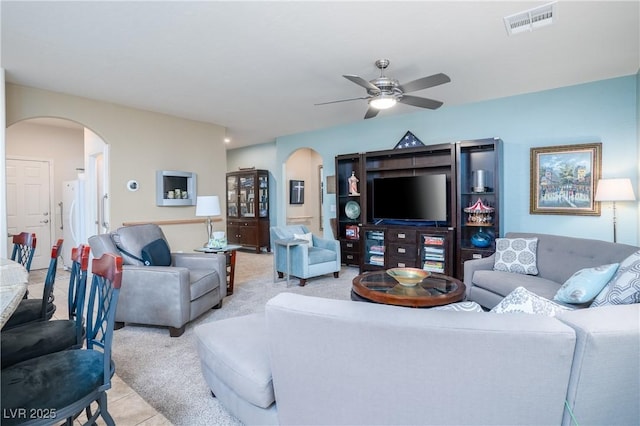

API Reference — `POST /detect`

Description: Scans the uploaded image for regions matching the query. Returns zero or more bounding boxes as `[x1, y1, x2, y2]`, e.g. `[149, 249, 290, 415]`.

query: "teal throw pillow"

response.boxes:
[554, 263, 619, 304]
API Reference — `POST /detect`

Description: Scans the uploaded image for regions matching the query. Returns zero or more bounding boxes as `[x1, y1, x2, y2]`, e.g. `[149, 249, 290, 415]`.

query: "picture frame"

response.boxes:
[530, 142, 602, 215]
[289, 180, 305, 204]
[326, 175, 336, 194]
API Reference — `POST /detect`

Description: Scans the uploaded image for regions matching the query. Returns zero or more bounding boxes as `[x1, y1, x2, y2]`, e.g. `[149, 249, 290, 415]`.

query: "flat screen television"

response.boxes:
[372, 174, 448, 223]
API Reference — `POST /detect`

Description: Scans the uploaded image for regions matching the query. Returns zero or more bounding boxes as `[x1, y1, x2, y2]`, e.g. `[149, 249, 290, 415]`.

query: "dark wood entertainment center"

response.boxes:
[335, 138, 502, 279]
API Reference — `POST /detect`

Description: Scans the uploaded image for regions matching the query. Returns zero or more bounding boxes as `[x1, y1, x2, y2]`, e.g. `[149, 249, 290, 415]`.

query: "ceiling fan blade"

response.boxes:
[343, 75, 380, 93]
[399, 73, 451, 93]
[315, 96, 370, 106]
[364, 107, 379, 119]
[399, 95, 444, 110]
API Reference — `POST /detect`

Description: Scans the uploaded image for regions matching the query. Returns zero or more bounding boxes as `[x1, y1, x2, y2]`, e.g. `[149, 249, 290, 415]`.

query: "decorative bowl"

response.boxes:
[386, 267, 430, 287]
[470, 230, 492, 248]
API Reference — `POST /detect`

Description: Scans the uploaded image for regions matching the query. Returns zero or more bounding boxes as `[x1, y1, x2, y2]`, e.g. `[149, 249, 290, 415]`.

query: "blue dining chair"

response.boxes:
[1, 245, 90, 368]
[1, 253, 123, 426]
[11, 232, 36, 300]
[2, 239, 62, 330]
[10, 232, 36, 272]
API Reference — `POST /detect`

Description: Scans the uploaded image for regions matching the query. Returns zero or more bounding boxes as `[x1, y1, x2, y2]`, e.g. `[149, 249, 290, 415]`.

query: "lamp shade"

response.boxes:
[594, 178, 636, 202]
[195, 195, 221, 216]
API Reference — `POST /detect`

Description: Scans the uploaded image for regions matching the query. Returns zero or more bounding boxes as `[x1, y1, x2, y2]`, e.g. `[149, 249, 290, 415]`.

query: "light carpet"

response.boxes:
[111, 251, 358, 425]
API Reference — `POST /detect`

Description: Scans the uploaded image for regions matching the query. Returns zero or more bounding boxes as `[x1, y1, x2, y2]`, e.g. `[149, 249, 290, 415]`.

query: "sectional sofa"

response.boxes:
[464, 232, 639, 309]
[195, 292, 639, 425]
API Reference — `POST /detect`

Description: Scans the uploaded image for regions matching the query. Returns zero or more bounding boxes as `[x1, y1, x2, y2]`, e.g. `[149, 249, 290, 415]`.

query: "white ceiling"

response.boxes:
[2, 1, 638, 149]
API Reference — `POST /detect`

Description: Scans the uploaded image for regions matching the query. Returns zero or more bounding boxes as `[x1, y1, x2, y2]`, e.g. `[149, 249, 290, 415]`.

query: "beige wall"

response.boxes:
[6, 120, 84, 242]
[5, 83, 227, 252]
[285, 148, 322, 234]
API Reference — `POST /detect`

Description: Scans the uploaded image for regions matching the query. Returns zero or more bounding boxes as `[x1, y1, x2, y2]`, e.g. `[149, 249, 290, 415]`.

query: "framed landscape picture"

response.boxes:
[530, 142, 601, 215]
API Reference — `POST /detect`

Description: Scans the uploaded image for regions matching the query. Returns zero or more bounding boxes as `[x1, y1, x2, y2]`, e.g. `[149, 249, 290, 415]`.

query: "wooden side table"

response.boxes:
[194, 245, 242, 295]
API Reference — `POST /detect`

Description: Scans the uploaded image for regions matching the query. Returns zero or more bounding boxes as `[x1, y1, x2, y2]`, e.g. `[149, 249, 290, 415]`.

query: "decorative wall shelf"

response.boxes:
[156, 170, 197, 206]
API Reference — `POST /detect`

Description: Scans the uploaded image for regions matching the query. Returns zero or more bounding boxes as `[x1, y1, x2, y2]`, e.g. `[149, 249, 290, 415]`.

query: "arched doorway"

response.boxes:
[284, 148, 323, 235]
[6, 117, 109, 269]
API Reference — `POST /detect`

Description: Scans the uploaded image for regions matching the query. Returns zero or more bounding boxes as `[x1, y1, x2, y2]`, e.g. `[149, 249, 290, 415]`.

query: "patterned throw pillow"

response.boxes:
[491, 287, 573, 316]
[493, 237, 539, 275]
[553, 263, 619, 304]
[432, 301, 484, 312]
[591, 250, 640, 307]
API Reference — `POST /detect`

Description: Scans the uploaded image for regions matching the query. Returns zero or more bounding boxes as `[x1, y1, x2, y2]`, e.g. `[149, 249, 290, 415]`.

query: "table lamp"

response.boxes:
[594, 178, 636, 243]
[196, 195, 223, 249]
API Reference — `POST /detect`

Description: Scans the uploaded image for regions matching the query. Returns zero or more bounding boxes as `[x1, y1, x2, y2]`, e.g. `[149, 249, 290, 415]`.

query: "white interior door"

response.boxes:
[6, 158, 53, 270]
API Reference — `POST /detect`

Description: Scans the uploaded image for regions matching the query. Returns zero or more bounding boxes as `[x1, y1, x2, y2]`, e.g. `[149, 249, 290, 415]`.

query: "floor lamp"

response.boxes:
[594, 178, 636, 243]
[196, 195, 222, 249]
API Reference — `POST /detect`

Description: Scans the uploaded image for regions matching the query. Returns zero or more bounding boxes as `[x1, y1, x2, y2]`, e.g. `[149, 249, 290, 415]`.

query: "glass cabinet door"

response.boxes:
[363, 229, 385, 268]
[239, 175, 255, 217]
[258, 174, 269, 218]
[421, 234, 446, 274]
[227, 175, 238, 218]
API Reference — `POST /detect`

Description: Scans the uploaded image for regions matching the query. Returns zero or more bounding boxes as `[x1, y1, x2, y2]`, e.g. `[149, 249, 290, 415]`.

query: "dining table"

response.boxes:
[0, 258, 29, 329]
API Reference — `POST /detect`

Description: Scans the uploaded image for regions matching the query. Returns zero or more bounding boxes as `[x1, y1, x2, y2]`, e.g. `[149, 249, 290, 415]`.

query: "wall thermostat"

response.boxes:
[126, 180, 139, 192]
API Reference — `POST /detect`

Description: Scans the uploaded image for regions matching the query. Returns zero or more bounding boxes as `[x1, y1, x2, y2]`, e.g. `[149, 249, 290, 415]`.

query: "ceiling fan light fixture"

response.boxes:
[369, 94, 397, 110]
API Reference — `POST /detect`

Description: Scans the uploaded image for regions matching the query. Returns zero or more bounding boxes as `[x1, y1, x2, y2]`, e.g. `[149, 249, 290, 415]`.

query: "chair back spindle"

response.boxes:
[68, 244, 91, 343]
[38, 239, 63, 320]
[10, 232, 37, 272]
[87, 253, 123, 383]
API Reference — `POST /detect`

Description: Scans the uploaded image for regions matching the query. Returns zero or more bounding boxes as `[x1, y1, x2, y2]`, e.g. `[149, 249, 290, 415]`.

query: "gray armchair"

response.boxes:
[88, 224, 226, 337]
[270, 225, 340, 286]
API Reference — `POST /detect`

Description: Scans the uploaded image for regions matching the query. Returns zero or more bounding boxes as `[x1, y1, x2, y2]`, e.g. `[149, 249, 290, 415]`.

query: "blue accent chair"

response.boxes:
[1, 245, 90, 368]
[270, 225, 340, 286]
[3, 239, 61, 330]
[1, 253, 123, 426]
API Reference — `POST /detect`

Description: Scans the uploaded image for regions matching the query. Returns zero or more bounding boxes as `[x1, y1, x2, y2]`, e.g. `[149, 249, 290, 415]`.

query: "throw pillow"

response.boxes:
[590, 250, 640, 307]
[432, 301, 484, 312]
[141, 238, 172, 266]
[293, 232, 313, 245]
[493, 237, 539, 275]
[553, 263, 619, 304]
[491, 286, 573, 316]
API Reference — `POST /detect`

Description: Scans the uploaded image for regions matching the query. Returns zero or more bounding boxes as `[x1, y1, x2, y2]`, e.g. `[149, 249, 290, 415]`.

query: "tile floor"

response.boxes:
[27, 267, 173, 426]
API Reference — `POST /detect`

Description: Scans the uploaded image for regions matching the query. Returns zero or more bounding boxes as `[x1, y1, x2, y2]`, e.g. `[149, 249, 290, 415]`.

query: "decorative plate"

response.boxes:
[345, 200, 361, 219]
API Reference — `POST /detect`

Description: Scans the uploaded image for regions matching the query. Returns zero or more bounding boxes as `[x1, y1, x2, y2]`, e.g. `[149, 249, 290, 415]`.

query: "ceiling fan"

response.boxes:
[316, 59, 450, 119]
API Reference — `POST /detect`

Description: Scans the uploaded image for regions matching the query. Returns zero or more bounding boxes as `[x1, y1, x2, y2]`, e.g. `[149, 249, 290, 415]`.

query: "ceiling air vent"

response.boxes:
[504, 1, 557, 35]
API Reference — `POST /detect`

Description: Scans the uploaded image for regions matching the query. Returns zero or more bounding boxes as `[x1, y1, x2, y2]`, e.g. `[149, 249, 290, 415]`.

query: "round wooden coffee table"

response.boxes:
[351, 270, 465, 308]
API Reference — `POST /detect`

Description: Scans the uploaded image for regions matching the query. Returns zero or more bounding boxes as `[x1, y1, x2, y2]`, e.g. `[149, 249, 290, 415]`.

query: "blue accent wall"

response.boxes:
[234, 75, 639, 245]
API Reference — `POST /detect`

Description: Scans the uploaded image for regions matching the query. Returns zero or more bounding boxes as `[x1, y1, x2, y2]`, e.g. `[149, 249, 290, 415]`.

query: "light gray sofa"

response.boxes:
[195, 292, 639, 425]
[89, 224, 226, 337]
[464, 232, 639, 309]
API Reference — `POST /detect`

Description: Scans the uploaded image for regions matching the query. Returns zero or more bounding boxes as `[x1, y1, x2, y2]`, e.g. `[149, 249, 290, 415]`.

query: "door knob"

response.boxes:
[40, 219, 49, 224]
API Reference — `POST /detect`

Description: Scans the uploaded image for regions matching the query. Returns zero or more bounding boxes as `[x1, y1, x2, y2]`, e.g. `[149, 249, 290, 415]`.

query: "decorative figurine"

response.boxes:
[348, 171, 360, 196]
[463, 198, 494, 225]
[464, 198, 495, 248]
